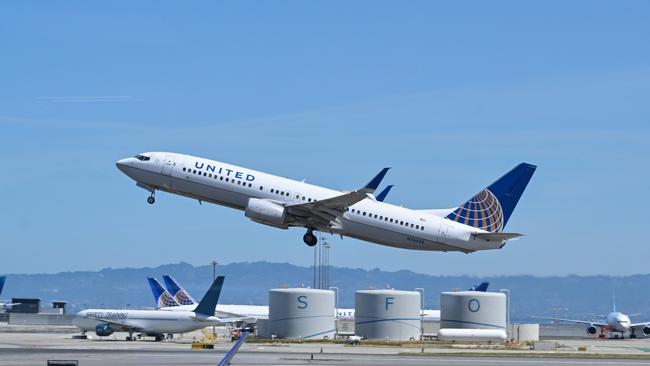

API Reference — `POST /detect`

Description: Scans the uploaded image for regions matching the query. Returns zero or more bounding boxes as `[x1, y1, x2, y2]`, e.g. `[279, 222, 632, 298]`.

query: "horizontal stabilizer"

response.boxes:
[473, 232, 523, 242]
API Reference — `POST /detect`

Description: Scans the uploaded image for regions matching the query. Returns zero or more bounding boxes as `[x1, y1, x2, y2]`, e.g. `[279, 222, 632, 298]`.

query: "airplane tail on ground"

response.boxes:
[469, 282, 489, 292]
[147, 277, 181, 308]
[194, 276, 225, 316]
[0, 276, 5, 295]
[162, 275, 197, 305]
[445, 163, 537, 232]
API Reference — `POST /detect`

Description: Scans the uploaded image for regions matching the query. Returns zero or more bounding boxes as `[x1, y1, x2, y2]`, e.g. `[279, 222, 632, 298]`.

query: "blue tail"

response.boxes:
[446, 163, 537, 232]
[163, 275, 197, 305]
[147, 277, 180, 308]
[194, 276, 225, 316]
[0, 276, 5, 296]
[469, 282, 489, 292]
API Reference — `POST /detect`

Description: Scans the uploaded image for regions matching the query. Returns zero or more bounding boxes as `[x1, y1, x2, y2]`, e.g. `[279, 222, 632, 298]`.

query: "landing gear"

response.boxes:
[303, 230, 317, 247]
[147, 192, 155, 204]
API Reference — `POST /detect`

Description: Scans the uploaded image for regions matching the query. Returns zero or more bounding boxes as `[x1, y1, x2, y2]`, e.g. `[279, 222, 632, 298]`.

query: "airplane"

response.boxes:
[546, 295, 650, 339]
[0, 276, 20, 310]
[149, 275, 268, 319]
[116, 152, 536, 252]
[469, 282, 489, 292]
[73, 276, 243, 341]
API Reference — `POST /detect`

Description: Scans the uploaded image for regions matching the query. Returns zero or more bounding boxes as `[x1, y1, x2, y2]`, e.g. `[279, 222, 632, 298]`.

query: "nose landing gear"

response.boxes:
[147, 192, 156, 204]
[303, 230, 317, 247]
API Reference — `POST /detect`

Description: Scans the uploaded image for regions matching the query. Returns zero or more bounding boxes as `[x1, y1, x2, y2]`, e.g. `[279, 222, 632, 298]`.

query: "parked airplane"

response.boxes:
[73, 276, 241, 341]
[0, 276, 20, 310]
[149, 276, 268, 319]
[469, 282, 490, 292]
[547, 296, 650, 339]
[116, 153, 536, 252]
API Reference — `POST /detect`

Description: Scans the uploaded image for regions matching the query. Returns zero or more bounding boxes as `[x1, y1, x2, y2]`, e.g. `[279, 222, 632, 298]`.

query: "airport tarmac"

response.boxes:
[3, 326, 650, 366]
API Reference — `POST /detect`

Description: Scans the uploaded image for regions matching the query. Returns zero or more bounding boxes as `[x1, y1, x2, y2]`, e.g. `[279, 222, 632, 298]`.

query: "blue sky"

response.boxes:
[1, 1, 649, 276]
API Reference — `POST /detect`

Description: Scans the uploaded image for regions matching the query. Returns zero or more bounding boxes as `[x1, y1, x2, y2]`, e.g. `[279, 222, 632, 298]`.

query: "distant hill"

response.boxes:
[2, 262, 649, 322]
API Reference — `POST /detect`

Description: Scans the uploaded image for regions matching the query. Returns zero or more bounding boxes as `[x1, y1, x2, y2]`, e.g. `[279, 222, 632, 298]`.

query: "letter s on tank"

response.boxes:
[297, 295, 308, 309]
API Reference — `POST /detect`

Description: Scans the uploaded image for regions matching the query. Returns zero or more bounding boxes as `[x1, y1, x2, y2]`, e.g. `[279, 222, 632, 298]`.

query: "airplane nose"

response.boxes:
[116, 158, 131, 173]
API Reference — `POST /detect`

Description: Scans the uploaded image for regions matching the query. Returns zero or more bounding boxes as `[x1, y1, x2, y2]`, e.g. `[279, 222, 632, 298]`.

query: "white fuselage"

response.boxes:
[606, 311, 631, 333]
[116, 152, 503, 252]
[73, 309, 221, 335]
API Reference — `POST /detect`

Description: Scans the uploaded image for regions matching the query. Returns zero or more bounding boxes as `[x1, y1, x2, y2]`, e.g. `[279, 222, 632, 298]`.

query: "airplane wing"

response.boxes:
[540, 317, 607, 327]
[472, 232, 523, 242]
[286, 168, 390, 229]
[630, 322, 650, 328]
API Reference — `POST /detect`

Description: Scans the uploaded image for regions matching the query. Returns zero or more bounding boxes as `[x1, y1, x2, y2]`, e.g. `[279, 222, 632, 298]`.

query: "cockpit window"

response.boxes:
[134, 155, 151, 161]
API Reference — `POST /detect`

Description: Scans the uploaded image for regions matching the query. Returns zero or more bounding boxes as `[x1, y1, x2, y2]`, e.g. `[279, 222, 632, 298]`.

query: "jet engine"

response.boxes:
[586, 326, 598, 335]
[643, 326, 650, 336]
[245, 198, 288, 229]
[95, 323, 114, 337]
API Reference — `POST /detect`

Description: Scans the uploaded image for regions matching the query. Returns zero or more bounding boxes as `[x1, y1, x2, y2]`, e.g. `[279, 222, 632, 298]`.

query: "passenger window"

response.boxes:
[226, 178, 229, 182]
[193, 170, 197, 174]
[308, 198, 312, 202]
[220, 176, 223, 181]
[259, 186, 263, 190]
[302, 196, 305, 201]
[416, 225, 419, 230]
[374, 214, 378, 219]
[271, 189, 274, 193]
[362, 212, 366, 216]
[352, 209, 356, 213]
[411, 223, 414, 228]
[421, 227, 425, 231]
[390, 219, 393, 223]
[249, 183, 252, 187]
[280, 191, 284, 195]
[203, 172, 207, 176]
[182, 167, 186, 172]
[379, 216, 383, 220]
[400, 221, 404, 225]
[385, 217, 388, 221]
[237, 181, 241, 185]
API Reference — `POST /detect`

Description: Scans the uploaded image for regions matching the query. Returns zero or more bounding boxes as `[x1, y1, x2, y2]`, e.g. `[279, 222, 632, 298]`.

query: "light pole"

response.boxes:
[212, 260, 218, 337]
[415, 288, 425, 340]
[500, 289, 511, 341]
[329, 286, 339, 335]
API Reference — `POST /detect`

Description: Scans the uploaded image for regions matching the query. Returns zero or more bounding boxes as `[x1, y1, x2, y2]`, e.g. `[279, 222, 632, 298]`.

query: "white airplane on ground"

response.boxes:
[0, 276, 20, 310]
[547, 297, 650, 339]
[148, 276, 268, 319]
[73, 276, 244, 341]
[116, 153, 536, 251]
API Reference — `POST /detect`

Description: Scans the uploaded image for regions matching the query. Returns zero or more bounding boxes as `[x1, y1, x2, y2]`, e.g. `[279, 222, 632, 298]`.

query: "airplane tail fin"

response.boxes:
[163, 275, 197, 305]
[194, 276, 225, 316]
[0, 276, 5, 295]
[147, 277, 181, 308]
[446, 163, 537, 232]
[470, 282, 490, 292]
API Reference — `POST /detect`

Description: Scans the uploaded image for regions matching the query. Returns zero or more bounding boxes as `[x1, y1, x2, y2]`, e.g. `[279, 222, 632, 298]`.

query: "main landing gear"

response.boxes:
[147, 192, 156, 204]
[303, 230, 317, 247]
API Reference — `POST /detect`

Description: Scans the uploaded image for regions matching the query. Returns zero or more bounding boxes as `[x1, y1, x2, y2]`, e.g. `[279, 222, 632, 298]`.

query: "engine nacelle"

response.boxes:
[643, 326, 650, 336]
[95, 323, 114, 337]
[586, 326, 598, 335]
[245, 198, 288, 229]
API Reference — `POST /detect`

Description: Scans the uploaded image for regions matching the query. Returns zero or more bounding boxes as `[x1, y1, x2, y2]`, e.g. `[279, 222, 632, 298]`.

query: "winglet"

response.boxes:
[375, 185, 394, 202]
[194, 276, 225, 316]
[363, 168, 391, 192]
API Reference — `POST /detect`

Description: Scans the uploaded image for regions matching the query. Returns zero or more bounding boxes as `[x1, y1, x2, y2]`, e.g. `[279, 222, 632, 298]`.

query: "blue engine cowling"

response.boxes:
[95, 323, 114, 337]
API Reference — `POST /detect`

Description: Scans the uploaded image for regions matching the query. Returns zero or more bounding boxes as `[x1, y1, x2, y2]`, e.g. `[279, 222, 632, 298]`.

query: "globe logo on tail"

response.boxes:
[446, 189, 504, 233]
[158, 292, 178, 308]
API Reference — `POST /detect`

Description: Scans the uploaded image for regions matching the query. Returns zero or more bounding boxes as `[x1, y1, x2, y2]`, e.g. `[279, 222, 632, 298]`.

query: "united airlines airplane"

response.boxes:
[116, 152, 536, 252]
